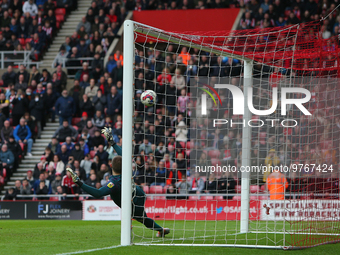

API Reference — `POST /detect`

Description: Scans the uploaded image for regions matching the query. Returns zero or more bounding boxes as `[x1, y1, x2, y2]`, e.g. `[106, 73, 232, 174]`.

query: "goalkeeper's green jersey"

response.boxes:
[79, 144, 146, 208]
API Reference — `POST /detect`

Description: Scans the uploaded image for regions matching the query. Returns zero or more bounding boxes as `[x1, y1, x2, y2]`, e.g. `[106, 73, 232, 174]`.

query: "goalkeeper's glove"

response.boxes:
[101, 127, 115, 147]
[66, 168, 83, 187]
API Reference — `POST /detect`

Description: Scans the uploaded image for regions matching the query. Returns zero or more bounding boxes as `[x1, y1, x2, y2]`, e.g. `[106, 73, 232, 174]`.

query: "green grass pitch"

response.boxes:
[1, 220, 340, 255]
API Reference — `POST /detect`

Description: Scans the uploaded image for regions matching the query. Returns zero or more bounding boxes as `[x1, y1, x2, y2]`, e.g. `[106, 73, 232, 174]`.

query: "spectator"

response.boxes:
[77, 16, 91, 35]
[84, 78, 99, 101]
[58, 144, 70, 165]
[22, 0, 38, 17]
[85, 173, 97, 187]
[92, 110, 105, 129]
[43, 146, 54, 162]
[151, 160, 166, 187]
[95, 145, 108, 166]
[189, 172, 205, 194]
[205, 173, 217, 193]
[48, 137, 61, 154]
[54, 45, 69, 67]
[53, 120, 78, 143]
[1, 120, 13, 143]
[12, 90, 29, 126]
[96, 163, 108, 182]
[13, 118, 33, 156]
[89, 129, 105, 149]
[55, 90, 76, 125]
[72, 160, 86, 181]
[33, 172, 50, 194]
[25, 170, 35, 186]
[75, 62, 90, 82]
[20, 179, 32, 196]
[218, 171, 236, 199]
[43, 87, 57, 122]
[33, 162, 45, 180]
[176, 175, 190, 198]
[70, 143, 84, 162]
[51, 172, 62, 193]
[28, 65, 41, 87]
[111, 60, 123, 84]
[83, 120, 98, 138]
[175, 121, 188, 142]
[1, 66, 16, 87]
[29, 93, 44, 138]
[7, 135, 22, 167]
[80, 153, 92, 177]
[36, 180, 49, 196]
[62, 136, 75, 152]
[4, 188, 16, 200]
[266, 168, 288, 200]
[79, 94, 94, 117]
[49, 154, 65, 174]
[105, 86, 122, 122]
[0, 93, 10, 118]
[263, 149, 280, 182]
[30, 33, 42, 60]
[92, 89, 106, 113]
[80, 74, 90, 89]
[53, 65, 67, 90]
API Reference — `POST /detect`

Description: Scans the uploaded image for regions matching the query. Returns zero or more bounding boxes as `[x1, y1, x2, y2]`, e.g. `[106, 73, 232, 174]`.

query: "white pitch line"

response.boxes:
[56, 245, 122, 255]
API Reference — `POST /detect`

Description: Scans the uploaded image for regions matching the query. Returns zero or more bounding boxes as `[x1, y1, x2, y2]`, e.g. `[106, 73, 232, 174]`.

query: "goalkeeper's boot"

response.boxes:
[156, 228, 170, 237]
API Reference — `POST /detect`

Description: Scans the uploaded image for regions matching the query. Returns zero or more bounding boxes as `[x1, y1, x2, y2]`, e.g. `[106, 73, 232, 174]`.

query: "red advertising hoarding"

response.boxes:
[144, 199, 260, 221]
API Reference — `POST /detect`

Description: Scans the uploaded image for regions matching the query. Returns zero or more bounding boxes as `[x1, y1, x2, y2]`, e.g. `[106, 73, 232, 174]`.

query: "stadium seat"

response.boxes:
[201, 196, 214, 200]
[189, 196, 200, 200]
[55, 8, 66, 15]
[250, 185, 260, 193]
[236, 185, 241, 193]
[56, 22, 60, 29]
[49, 197, 59, 201]
[179, 141, 186, 149]
[232, 195, 241, 201]
[19, 38, 25, 47]
[71, 117, 81, 125]
[25, 38, 32, 44]
[210, 158, 221, 166]
[260, 185, 266, 192]
[72, 125, 78, 131]
[56, 15, 64, 23]
[143, 186, 149, 194]
[259, 195, 268, 200]
[2, 168, 6, 178]
[216, 196, 224, 200]
[149, 185, 164, 194]
[89, 150, 96, 159]
[250, 196, 257, 200]
[208, 150, 220, 159]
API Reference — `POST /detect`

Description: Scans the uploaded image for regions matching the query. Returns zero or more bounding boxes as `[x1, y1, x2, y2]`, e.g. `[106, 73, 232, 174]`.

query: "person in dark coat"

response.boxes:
[53, 120, 78, 142]
[11, 91, 29, 126]
[55, 89, 76, 125]
[29, 93, 44, 138]
[43, 87, 57, 122]
[2, 65, 16, 86]
[105, 86, 122, 122]
[70, 143, 84, 162]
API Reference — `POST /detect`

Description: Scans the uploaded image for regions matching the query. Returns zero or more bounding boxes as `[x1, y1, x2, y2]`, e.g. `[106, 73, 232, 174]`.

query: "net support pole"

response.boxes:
[121, 19, 134, 246]
[240, 60, 253, 233]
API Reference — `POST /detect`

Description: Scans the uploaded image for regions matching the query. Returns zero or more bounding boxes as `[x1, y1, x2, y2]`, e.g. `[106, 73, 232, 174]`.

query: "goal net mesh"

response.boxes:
[129, 21, 340, 248]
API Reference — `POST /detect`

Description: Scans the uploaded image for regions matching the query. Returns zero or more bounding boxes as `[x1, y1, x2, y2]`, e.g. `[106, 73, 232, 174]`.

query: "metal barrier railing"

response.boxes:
[0, 50, 35, 69]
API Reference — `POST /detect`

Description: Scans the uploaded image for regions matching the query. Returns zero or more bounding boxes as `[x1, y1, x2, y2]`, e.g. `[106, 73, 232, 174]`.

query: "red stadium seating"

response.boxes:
[2, 168, 6, 178]
[55, 8, 66, 15]
[49, 197, 59, 201]
[153, 196, 166, 200]
[19, 38, 25, 47]
[89, 150, 96, 159]
[71, 117, 81, 125]
[72, 125, 78, 131]
[232, 195, 241, 201]
[208, 150, 220, 159]
[189, 196, 200, 200]
[56, 15, 64, 23]
[201, 196, 214, 200]
[236, 185, 241, 193]
[149, 185, 164, 194]
[143, 186, 149, 194]
[250, 185, 260, 193]
[210, 158, 221, 166]
[25, 38, 32, 44]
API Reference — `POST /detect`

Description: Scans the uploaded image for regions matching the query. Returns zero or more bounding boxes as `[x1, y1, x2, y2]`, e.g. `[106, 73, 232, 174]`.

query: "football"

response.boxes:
[141, 90, 157, 106]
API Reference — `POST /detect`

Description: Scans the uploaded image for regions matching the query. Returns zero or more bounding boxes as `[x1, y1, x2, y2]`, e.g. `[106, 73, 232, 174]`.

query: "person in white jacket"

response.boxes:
[22, 0, 38, 17]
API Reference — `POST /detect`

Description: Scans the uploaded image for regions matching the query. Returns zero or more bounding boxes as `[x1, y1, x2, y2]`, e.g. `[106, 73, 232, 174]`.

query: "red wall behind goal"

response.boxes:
[133, 8, 240, 33]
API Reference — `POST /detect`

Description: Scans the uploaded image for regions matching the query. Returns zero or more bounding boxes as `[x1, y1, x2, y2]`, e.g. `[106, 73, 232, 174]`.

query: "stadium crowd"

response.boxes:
[1, 0, 340, 200]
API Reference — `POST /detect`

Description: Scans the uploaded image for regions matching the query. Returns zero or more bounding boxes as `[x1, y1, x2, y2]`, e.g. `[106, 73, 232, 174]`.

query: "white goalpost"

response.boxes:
[121, 20, 340, 249]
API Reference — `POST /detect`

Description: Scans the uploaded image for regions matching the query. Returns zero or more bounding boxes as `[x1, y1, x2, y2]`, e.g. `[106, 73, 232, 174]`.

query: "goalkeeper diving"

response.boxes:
[66, 127, 170, 237]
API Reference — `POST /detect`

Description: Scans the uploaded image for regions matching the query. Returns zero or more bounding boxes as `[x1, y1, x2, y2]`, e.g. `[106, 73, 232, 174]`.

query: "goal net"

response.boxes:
[121, 20, 340, 249]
